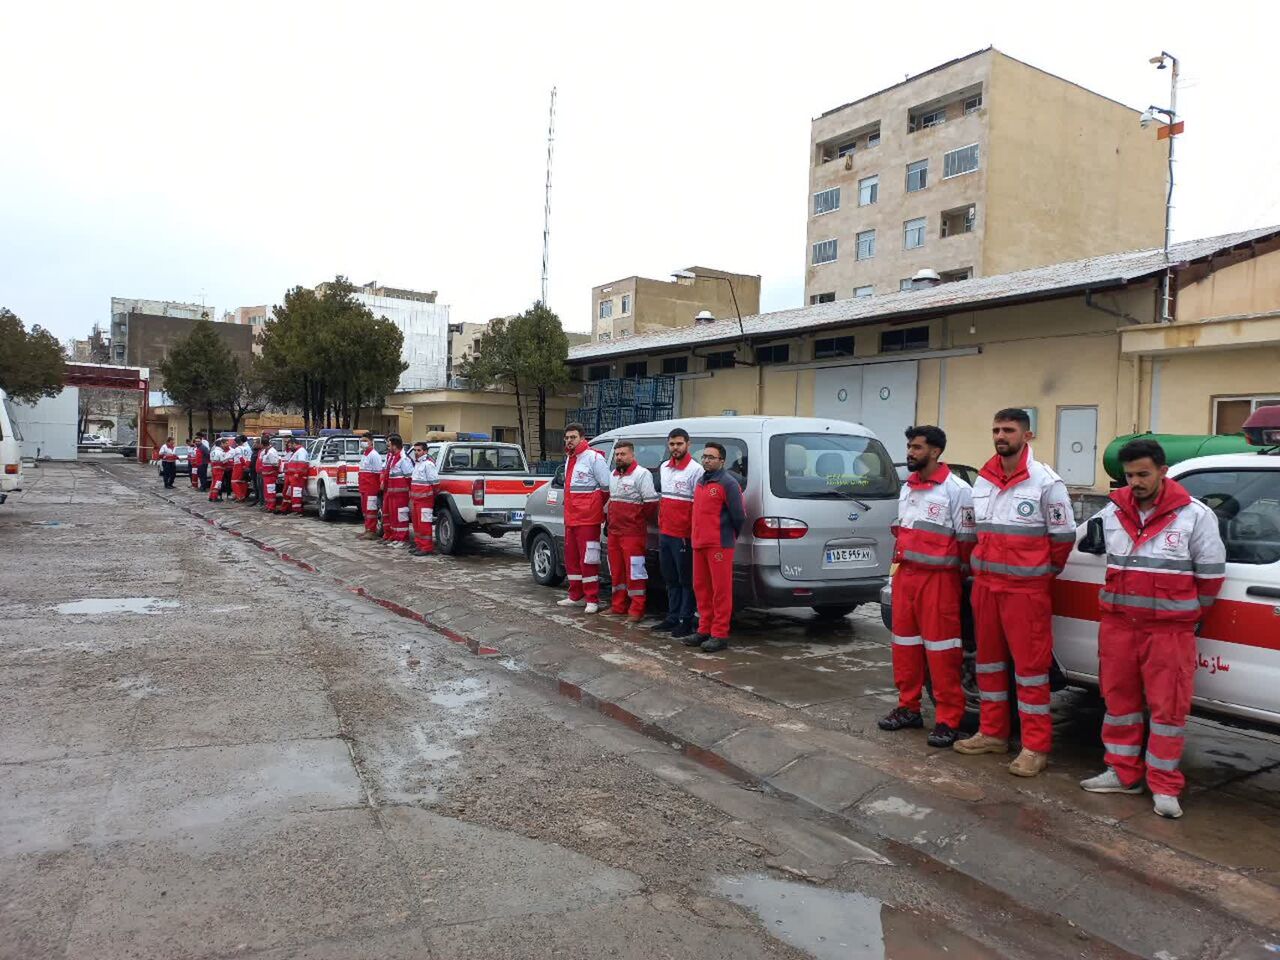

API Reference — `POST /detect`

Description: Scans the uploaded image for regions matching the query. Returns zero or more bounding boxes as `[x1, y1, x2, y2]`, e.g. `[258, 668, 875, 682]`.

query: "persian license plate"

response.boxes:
[509, 511, 525, 522]
[824, 546, 874, 566]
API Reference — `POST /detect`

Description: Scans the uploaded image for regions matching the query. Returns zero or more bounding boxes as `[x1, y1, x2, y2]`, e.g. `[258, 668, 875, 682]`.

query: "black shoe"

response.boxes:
[649, 619, 677, 633]
[670, 621, 694, 639]
[927, 722, 959, 748]
[877, 707, 924, 731]
[700, 637, 728, 653]
[681, 633, 707, 647]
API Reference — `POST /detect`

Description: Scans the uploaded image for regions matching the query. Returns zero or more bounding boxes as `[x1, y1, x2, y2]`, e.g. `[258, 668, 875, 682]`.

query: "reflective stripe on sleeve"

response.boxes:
[1099, 592, 1202, 613]
[1194, 562, 1226, 576]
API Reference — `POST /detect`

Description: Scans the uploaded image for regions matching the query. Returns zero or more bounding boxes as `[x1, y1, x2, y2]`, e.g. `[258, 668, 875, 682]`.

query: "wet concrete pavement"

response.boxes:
[8, 461, 1277, 958]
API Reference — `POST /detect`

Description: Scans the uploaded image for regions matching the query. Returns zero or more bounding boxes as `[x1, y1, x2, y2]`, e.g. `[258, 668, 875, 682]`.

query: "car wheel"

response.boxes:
[435, 508, 461, 555]
[317, 488, 333, 521]
[529, 531, 564, 586]
[812, 604, 857, 620]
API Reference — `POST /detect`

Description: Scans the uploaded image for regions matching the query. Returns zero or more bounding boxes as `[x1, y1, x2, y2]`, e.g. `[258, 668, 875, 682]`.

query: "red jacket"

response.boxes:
[608, 461, 658, 538]
[892, 463, 976, 573]
[691, 468, 745, 549]
[1097, 479, 1226, 622]
[564, 440, 611, 527]
[658, 454, 704, 538]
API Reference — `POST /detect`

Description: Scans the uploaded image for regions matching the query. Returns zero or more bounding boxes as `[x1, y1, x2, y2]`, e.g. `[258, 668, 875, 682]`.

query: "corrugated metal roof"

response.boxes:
[569, 226, 1280, 363]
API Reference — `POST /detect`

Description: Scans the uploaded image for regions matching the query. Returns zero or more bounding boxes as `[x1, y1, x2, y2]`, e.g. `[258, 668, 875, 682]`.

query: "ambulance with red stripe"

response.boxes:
[423, 436, 551, 554]
[1053, 448, 1280, 730]
[301, 430, 387, 521]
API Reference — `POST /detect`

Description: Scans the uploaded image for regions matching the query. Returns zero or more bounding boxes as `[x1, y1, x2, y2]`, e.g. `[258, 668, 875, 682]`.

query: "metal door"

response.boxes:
[813, 366, 862, 422]
[1056, 406, 1098, 486]
[858, 361, 917, 449]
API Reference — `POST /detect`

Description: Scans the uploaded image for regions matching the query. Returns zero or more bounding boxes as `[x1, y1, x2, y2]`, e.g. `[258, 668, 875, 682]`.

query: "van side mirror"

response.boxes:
[552, 465, 565, 489]
[1078, 516, 1106, 555]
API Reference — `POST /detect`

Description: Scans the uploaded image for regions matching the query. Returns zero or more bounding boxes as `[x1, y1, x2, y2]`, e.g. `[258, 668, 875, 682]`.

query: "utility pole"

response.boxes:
[541, 87, 557, 307]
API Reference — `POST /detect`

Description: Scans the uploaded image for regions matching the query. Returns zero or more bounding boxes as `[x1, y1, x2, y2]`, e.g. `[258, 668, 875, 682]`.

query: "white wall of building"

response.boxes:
[12, 388, 80, 461]
[355, 294, 451, 392]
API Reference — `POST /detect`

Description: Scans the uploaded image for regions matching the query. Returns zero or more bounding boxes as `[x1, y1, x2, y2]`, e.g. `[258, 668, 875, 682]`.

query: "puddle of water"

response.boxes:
[717, 873, 997, 960]
[29, 520, 72, 527]
[55, 597, 179, 616]
[427, 676, 490, 709]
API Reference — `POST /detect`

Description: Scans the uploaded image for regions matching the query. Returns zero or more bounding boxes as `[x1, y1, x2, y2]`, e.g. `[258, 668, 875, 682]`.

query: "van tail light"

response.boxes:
[753, 517, 808, 540]
[308, 466, 319, 478]
[4, 464, 17, 475]
[472, 478, 485, 506]
[337, 466, 348, 483]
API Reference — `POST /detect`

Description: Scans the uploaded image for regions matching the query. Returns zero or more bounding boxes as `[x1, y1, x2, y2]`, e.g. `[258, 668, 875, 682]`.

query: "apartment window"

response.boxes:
[837, 140, 857, 158]
[425, 423, 445, 432]
[943, 143, 980, 179]
[1213, 396, 1280, 435]
[588, 365, 611, 381]
[941, 205, 976, 237]
[964, 94, 983, 115]
[623, 360, 647, 378]
[858, 175, 878, 207]
[856, 229, 876, 261]
[809, 292, 836, 305]
[910, 108, 947, 132]
[880, 326, 930, 353]
[812, 238, 838, 265]
[620, 294, 631, 314]
[813, 187, 840, 216]
[854, 286, 874, 298]
[492, 426, 519, 444]
[705, 350, 736, 370]
[814, 336, 855, 359]
[661, 356, 689, 375]
[904, 217, 927, 250]
[906, 159, 928, 193]
[899, 278, 915, 292]
[867, 131, 881, 148]
[755, 343, 790, 365]
[598, 298, 613, 320]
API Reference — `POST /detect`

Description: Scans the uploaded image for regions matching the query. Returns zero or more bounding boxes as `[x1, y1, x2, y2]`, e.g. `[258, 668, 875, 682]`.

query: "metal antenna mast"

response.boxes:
[540, 87, 556, 306]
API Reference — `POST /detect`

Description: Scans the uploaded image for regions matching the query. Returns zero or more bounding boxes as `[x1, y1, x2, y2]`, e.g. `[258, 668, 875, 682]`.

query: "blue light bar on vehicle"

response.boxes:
[317, 428, 354, 437]
[455, 432, 491, 440]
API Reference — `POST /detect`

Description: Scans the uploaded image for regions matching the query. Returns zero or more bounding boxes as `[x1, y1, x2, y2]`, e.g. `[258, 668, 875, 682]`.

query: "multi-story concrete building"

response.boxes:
[107, 299, 254, 391]
[109, 298, 212, 364]
[591, 267, 761, 343]
[228, 305, 270, 355]
[805, 48, 1167, 303]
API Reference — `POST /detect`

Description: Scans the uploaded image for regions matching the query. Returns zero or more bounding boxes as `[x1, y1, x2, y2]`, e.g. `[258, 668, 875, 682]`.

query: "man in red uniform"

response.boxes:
[688, 442, 745, 653]
[208, 438, 230, 503]
[157, 436, 178, 488]
[357, 433, 384, 540]
[278, 437, 309, 515]
[408, 440, 439, 556]
[954, 409, 1076, 777]
[879, 425, 975, 748]
[559, 422, 612, 614]
[381, 434, 412, 544]
[652, 428, 704, 638]
[188, 435, 202, 489]
[258, 435, 281, 513]
[1079, 439, 1225, 819]
[605, 440, 659, 621]
[230, 434, 250, 501]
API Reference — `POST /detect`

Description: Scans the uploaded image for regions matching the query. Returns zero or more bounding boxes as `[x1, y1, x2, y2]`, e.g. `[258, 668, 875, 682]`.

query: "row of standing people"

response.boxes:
[882, 409, 1225, 820]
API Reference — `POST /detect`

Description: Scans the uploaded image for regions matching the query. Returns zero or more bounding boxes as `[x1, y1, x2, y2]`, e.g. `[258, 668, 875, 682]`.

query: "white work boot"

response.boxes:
[1153, 794, 1183, 819]
[1080, 768, 1143, 794]
[556, 597, 585, 607]
[584, 603, 599, 614]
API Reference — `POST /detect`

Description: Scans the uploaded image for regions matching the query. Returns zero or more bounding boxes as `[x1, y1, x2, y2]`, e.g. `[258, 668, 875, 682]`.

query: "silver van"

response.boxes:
[520, 416, 899, 617]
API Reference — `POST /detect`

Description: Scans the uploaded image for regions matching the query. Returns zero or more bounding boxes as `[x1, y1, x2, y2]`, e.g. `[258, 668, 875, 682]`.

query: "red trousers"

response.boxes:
[261, 467, 278, 512]
[564, 524, 602, 602]
[208, 464, 225, 501]
[189, 462, 200, 489]
[1099, 615, 1195, 796]
[383, 478, 410, 541]
[890, 566, 965, 727]
[607, 534, 647, 616]
[279, 464, 305, 513]
[358, 472, 381, 533]
[410, 481, 436, 552]
[231, 461, 248, 501]
[973, 581, 1053, 753]
[693, 546, 734, 639]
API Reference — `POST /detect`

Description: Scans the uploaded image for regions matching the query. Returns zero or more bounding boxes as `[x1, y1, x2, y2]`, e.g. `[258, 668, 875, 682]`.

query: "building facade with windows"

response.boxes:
[591, 267, 761, 342]
[571, 227, 1280, 496]
[805, 48, 1167, 303]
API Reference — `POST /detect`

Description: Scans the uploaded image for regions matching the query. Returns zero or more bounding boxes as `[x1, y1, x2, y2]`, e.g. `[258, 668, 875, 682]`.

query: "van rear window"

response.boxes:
[769, 433, 898, 499]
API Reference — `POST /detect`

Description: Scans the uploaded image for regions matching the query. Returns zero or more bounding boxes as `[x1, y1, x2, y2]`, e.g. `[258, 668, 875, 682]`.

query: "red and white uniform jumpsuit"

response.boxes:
[259, 444, 281, 513]
[607, 461, 658, 617]
[970, 446, 1076, 753]
[188, 441, 202, 489]
[208, 443, 228, 502]
[690, 467, 745, 641]
[409, 453, 439, 553]
[1095, 480, 1225, 796]
[230, 442, 249, 501]
[381, 448, 413, 542]
[281, 443, 309, 514]
[563, 440, 612, 603]
[890, 464, 976, 728]
[357, 442, 384, 534]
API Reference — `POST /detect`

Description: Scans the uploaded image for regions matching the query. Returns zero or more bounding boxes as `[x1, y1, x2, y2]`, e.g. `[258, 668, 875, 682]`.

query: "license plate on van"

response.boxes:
[509, 511, 525, 522]
[824, 547, 874, 566]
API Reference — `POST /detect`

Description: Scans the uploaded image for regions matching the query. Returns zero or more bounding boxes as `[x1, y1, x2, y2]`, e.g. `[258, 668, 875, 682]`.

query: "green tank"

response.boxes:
[1103, 432, 1254, 482]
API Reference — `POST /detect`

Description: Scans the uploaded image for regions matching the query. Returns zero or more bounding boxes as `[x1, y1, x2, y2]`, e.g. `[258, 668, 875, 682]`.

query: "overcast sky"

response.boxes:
[3, 1, 1277, 344]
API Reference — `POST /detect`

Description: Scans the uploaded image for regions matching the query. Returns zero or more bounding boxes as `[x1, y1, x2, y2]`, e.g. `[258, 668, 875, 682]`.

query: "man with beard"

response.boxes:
[559, 422, 612, 614]
[953, 409, 1075, 777]
[879, 425, 975, 748]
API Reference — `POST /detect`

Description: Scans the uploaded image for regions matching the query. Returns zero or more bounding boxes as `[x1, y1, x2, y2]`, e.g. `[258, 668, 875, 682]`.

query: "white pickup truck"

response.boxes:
[1053, 450, 1280, 730]
[425, 438, 551, 554]
[303, 432, 387, 520]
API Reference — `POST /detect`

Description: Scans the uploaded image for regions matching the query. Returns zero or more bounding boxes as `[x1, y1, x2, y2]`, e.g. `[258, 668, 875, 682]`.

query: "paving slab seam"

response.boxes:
[130, 473, 1280, 944]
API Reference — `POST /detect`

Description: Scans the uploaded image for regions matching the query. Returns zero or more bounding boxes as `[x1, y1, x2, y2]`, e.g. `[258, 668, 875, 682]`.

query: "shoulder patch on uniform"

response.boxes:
[1047, 503, 1070, 526]
[960, 506, 975, 528]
